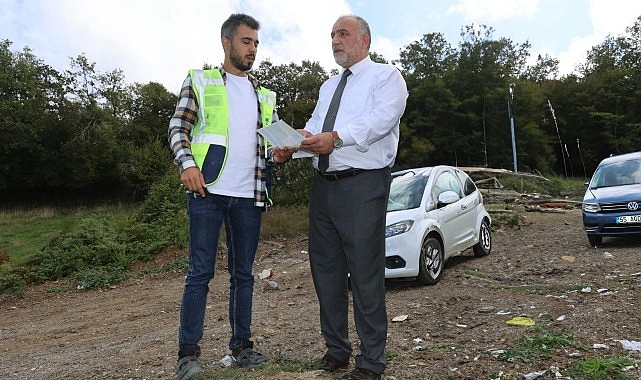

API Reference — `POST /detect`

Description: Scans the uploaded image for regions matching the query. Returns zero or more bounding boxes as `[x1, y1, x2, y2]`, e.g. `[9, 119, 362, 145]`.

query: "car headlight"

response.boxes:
[582, 203, 601, 213]
[385, 220, 414, 238]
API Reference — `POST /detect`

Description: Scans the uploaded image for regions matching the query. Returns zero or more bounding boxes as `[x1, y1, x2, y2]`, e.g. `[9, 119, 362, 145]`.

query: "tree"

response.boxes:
[254, 60, 328, 129]
[0, 40, 68, 194]
[524, 54, 560, 83]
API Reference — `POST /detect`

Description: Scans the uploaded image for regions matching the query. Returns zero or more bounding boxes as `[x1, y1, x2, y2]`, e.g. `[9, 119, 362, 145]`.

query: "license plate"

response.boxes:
[616, 215, 641, 224]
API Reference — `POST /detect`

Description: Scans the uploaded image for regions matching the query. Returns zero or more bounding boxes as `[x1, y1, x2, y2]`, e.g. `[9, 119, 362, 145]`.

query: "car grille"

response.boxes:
[600, 224, 641, 233]
[600, 200, 641, 212]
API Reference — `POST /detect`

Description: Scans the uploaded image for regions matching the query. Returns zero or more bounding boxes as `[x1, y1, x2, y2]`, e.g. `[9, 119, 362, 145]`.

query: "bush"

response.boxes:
[30, 214, 131, 284]
[0, 269, 26, 296]
[125, 166, 189, 254]
[270, 158, 315, 206]
[74, 267, 129, 290]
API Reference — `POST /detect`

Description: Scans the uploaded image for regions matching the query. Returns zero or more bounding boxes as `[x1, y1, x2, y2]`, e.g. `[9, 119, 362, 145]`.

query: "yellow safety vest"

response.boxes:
[189, 69, 276, 185]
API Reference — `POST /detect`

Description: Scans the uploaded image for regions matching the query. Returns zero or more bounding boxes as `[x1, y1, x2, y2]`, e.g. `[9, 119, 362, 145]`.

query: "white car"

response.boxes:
[385, 166, 492, 285]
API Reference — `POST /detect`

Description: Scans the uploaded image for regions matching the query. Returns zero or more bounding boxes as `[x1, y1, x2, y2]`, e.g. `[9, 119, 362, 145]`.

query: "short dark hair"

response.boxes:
[221, 13, 260, 39]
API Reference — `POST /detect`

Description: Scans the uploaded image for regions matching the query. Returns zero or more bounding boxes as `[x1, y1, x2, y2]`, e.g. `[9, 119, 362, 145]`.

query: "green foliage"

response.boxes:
[0, 269, 26, 296]
[485, 203, 525, 229]
[30, 213, 132, 285]
[199, 355, 317, 379]
[498, 174, 585, 198]
[74, 266, 129, 290]
[498, 326, 579, 363]
[254, 60, 328, 129]
[270, 158, 315, 206]
[119, 139, 174, 200]
[47, 284, 72, 293]
[566, 355, 637, 380]
[138, 257, 189, 276]
[4, 16, 641, 200]
[126, 167, 189, 252]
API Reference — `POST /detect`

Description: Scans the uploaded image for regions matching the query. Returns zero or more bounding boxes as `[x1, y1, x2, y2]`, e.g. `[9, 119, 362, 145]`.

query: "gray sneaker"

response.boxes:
[232, 348, 270, 368]
[176, 355, 204, 380]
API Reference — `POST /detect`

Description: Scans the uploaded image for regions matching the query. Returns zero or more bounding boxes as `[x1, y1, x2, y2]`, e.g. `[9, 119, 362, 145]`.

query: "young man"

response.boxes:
[168, 13, 287, 380]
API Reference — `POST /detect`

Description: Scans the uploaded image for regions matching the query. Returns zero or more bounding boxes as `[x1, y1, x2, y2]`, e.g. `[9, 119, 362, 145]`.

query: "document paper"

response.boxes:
[257, 120, 314, 158]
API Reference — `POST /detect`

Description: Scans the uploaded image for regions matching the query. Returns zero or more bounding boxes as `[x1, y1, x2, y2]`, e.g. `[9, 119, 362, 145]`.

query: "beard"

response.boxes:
[333, 51, 348, 67]
[230, 47, 254, 72]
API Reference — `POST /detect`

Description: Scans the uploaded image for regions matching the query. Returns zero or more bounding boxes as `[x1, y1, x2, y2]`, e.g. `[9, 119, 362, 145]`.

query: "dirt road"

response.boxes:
[1, 208, 640, 379]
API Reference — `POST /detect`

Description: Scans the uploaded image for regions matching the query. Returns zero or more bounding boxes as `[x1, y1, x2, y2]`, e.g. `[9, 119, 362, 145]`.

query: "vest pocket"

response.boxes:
[200, 144, 226, 184]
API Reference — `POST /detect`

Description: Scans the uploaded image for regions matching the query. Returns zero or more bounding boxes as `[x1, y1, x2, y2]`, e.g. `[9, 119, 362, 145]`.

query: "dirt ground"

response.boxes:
[2, 199, 641, 379]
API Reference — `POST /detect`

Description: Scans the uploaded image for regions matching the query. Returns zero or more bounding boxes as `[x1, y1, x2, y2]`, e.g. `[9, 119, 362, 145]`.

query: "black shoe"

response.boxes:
[315, 353, 349, 372]
[342, 367, 381, 380]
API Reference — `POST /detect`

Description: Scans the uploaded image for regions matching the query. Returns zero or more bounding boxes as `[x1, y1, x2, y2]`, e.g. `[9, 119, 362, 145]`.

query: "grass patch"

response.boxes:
[485, 204, 526, 229]
[565, 355, 637, 380]
[261, 206, 308, 238]
[0, 205, 131, 266]
[498, 326, 580, 363]
[497, 175, 586, 199]
[485, 283, 588, 293]
[138, 257, 190, 277]
[463, 268, 489, 279]
[196, 355, 318, 379]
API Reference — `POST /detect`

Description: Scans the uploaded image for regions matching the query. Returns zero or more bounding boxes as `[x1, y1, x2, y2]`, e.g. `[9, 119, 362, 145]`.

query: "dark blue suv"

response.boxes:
[582, 151, 641, 246]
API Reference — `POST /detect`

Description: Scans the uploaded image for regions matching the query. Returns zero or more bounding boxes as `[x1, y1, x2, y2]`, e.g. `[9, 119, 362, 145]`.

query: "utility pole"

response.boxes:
[507, 83, 518, 173]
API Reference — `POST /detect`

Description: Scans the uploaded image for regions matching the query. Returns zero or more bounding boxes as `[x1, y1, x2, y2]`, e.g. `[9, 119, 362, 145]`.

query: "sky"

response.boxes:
[2, 0, 641, 93]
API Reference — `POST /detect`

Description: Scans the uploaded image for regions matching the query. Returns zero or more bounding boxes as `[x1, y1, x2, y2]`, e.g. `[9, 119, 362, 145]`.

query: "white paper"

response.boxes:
[257, 120, 304, 148]
[257, 120, 314, 158]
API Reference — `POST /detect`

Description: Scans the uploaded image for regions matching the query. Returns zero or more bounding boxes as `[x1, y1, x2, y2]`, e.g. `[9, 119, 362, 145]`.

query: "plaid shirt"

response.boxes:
[168, 68, 276, 209]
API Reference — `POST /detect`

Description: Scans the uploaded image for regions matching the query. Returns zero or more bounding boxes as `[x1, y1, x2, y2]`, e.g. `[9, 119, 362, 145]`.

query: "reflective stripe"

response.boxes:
[257, 90, 276, 107]
[191, 69, 225, 86]
[192, 133, 227, 145]
[190, 70, 226, 135]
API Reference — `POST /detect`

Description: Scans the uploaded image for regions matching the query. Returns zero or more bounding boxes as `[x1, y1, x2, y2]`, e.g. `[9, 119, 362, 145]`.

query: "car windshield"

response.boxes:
[590, 159, 641, 189]
[388, 174, 429, 211]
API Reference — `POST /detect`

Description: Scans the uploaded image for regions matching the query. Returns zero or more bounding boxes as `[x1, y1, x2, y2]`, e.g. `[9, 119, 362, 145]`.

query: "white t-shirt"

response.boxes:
[207, 73, 257, 198]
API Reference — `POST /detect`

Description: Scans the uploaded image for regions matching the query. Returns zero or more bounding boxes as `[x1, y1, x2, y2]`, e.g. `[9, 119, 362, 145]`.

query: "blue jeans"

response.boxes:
[178, 193, 262, 356]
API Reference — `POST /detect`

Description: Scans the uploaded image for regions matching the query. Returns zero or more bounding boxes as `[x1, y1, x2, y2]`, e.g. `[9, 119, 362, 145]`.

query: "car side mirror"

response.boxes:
[437, 190, 460, 208]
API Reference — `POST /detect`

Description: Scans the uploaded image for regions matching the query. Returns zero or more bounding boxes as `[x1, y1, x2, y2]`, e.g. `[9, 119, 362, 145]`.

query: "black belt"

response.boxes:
[317, 168, 366, 180]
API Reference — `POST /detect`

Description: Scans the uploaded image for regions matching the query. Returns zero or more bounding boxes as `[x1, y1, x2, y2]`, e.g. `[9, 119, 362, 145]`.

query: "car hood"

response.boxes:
[584, 183, 641, 203]
[386, 208, 424, 224]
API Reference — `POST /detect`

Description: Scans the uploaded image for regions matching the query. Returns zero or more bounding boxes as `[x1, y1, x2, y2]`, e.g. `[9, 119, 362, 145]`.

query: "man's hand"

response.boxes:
[180, 166, 206, 197]
[300, 131, 334, 154]
[272, 147, 296, 163]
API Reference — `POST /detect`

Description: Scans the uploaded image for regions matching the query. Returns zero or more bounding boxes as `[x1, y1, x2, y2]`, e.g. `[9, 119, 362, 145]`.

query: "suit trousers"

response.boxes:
[308, 167, 391, 374]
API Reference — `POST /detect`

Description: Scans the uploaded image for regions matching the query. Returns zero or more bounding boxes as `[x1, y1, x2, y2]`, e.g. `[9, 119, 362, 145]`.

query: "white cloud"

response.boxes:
[554, 0, 641, 75]
[252, 0, 352, 72]
[447, 0, 539, 22]
[589, 0, 641, 36]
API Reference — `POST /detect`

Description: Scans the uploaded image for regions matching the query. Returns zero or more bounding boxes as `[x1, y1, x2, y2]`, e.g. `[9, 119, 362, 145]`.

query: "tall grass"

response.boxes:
[0, 205, 132, 266]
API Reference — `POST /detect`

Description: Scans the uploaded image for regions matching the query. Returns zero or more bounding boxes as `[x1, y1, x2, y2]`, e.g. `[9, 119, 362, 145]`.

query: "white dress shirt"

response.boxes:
[304, 56, 408, 171]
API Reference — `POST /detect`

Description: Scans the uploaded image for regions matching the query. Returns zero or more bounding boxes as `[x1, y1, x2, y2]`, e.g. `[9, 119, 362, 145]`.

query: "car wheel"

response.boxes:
[416, 236, 444, 285]
[587, 235, 602, 247]
[473, 219, 492, 257]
